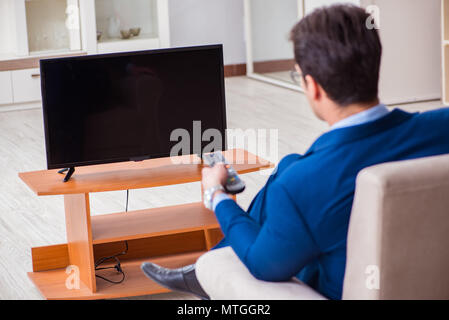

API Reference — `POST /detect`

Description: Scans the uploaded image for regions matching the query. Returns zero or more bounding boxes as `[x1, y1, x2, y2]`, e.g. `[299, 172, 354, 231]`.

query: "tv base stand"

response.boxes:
[18, 149, 272, 300]
[58, 167, 75, 182]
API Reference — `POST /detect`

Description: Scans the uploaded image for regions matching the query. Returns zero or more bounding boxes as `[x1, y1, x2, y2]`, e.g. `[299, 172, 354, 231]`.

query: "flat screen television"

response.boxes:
[40, 45, 227, 173]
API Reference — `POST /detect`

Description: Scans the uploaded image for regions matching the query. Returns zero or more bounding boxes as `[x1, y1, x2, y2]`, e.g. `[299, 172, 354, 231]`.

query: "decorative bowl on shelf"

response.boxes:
[130, 27, 141, 37]
[120, 29, 132, 39]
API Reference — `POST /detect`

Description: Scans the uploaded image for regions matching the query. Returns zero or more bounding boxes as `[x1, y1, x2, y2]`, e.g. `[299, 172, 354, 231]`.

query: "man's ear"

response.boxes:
[304, 74, 321, 101]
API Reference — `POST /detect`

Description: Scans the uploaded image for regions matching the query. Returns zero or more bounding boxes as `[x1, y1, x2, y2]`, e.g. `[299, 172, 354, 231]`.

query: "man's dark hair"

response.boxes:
[290, 4, 382, 106]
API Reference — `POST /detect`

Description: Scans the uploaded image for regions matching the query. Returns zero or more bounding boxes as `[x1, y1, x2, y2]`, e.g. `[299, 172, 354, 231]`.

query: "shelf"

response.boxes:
[28, 251, 203, 300]
[0, 51, 87, 72]
[94, 0, 159, 36]
[97, 35, 160, 54]
[91, 202, 219, 244]
[19, 149, 273, 196]
[97, 33, 158, 44]
[25, 0, 81, 53]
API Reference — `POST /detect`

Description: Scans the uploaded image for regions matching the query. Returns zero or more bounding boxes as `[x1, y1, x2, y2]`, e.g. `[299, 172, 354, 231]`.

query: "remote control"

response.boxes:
[202, 152, 246, 195]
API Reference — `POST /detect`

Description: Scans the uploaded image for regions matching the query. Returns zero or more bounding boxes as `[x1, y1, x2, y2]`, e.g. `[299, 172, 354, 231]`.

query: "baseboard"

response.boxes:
[223, 60, 296, 77]
[224, 63, 247, 77]
[253, 59, 295, 74]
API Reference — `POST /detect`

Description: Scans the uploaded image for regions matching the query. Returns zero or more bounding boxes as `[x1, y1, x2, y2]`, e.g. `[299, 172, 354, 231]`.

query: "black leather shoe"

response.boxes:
[141, 263, 210, 300]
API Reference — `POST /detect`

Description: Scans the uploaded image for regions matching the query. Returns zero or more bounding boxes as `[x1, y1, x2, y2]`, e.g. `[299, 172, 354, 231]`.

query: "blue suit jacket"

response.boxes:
[214, 108, 449, 300]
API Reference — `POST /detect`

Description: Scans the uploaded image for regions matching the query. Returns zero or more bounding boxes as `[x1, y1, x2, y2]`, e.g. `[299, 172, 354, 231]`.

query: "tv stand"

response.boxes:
[18, 149, 272, 300]
[58, 167, 75, 182]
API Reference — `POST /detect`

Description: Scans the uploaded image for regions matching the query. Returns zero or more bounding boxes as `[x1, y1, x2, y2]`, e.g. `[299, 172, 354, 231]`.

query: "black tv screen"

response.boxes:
[40, 45, 227, 169]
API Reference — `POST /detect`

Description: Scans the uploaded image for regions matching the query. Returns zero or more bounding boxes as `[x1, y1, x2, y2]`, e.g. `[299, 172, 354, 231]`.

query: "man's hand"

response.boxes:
[202, 162, 228, 191]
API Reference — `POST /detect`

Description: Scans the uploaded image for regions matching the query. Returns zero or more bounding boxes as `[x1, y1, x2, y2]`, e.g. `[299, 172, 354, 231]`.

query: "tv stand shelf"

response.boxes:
[19, 149, 273, 300]
[19, 149, 268, 195]
[91, 202, 220, 245]
[29, 252, 204, 300]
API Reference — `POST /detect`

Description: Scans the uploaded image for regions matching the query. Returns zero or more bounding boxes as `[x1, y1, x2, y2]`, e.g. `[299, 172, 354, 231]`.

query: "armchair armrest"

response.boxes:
[196, 247, 327, 300]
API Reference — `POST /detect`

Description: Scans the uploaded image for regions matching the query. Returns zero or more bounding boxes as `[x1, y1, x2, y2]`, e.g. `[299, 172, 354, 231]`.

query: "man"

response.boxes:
[141, 4, 449, 300]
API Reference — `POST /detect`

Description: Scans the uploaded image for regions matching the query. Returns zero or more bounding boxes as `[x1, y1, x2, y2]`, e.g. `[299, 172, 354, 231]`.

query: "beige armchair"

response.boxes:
[196, 154, 449, 300]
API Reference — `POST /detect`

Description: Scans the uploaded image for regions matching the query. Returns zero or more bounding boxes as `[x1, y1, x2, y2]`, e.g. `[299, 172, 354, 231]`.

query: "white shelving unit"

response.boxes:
[81, 0, 170, 54]
[0, 0, 82, 58]
[0, 0, 28, 58]
[0, 0, 170, 109]
[25, 0, 82, 55]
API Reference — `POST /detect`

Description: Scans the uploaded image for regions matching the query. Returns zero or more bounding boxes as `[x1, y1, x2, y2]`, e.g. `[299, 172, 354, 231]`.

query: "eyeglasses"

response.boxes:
[290, 69, 303, 86]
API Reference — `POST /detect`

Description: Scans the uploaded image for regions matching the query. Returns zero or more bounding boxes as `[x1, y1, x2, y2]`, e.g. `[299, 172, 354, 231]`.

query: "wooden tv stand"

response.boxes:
[18, 149, 272, 300]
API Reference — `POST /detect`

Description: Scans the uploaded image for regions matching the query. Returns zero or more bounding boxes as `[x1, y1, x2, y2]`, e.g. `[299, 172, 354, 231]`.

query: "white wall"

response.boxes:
[248, 0, 361, 63]
[304, 0, 360, 13]
[168, 0, 246, 65]
[166, 0, 365, 66]
[248, 0, 360, 63]
[372, 0, 441, 104]
[250, 0, 298, 62]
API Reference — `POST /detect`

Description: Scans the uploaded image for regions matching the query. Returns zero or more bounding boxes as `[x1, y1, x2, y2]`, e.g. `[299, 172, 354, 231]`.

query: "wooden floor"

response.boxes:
[0, 76, 443, 299]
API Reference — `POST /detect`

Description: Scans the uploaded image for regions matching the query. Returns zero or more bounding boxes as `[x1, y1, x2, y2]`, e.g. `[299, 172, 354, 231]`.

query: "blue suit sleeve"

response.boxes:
[214, 181, 320, 281]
